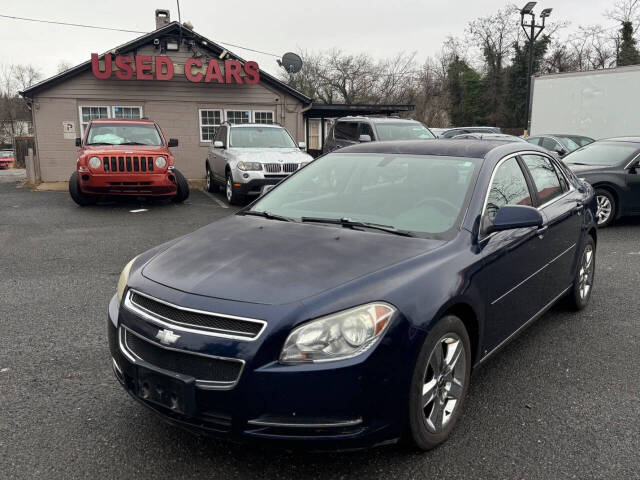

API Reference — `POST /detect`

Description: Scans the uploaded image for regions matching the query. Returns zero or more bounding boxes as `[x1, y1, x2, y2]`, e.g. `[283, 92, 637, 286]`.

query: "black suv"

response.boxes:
[322, 116, 435, 153]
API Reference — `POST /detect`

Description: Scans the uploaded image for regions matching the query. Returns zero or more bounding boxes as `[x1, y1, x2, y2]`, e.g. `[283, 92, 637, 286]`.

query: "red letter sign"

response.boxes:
[204, 60, 224, 83]
[91, 53, 112, 79]
[185, 58, 203, 82]
[243, 61, 260, 85]
[135, 55, 154, 80]
[224, 60, 243, 84]
[155, 56, 174, 80]
[114, 56, 133, 80]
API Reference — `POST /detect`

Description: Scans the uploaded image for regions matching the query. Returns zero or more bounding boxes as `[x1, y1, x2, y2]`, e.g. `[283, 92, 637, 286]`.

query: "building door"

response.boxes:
[307, 119, 323, 158]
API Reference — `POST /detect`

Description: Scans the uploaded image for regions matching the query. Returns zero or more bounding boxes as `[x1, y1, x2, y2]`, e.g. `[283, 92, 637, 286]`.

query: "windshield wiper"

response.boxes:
[565, 162, 593, 166]
[300, 216, 415, 237]
[120, 142, 146, 145]
[86, 142, 115, 145]
[240, 210, 294, 222]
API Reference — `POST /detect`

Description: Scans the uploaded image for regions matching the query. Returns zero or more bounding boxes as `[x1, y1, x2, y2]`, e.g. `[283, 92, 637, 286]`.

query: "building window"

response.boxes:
[199, 109, 222, 142]
[79, 106, 109, 135]
[225, 110, 251, 124]
[308, 119, 322, 150]
[113, 106, 142, 119]
[254, 111, 274, 124]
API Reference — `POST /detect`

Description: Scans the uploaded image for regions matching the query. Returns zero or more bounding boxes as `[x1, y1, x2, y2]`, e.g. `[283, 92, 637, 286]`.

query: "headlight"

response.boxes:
[117, 256, 138, 302]
[88, 156, 101, 169]
[237, 161, 262, 171]
[280, 303, 395, 364]
[155, 156, 167, 168]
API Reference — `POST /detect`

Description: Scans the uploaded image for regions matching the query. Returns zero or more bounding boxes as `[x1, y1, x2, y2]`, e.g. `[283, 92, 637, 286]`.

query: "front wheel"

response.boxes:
[595, 189, 615, 227]
[68, 171, 97, 206]
[225, 171, 245, 205]
[205, 164, 216, 193]
[171, 169, 190, 203]
[407, 315, 471, 451]
[566, 236, 596, 310]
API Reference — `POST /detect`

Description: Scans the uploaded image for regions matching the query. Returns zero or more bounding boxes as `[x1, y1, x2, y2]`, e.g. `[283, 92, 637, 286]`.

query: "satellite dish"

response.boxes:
[278, 52, 303, 74]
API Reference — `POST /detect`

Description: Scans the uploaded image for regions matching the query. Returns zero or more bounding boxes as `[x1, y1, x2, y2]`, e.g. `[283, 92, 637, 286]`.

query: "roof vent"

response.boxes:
[155, 9, 170, 30]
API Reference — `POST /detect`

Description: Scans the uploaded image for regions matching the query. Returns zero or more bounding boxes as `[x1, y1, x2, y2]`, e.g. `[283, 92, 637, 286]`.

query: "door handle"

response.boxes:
[573, 203, 584, 215]
[537, 225, 548, 239]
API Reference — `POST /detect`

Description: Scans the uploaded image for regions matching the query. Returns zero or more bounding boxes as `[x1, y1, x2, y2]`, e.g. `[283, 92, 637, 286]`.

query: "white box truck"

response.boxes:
[530, 65, 640, 139]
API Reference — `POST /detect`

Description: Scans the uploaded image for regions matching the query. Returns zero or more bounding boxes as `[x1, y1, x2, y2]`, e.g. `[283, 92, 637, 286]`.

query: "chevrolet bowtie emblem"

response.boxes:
[155, 329, 180, 345]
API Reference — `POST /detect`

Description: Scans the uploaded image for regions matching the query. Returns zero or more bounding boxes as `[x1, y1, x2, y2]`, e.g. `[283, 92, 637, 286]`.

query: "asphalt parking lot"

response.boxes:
[1, 176, 639, 479]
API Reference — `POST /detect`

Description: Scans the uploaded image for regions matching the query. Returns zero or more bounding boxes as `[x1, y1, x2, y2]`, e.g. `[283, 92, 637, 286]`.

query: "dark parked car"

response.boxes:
[453, 133, 527, 143]
[322, 116, 434, 153]
[563, 137, 640, 227]
[526, 134, 595, 158]
[108, 140, 596, 451]
[438, 126, 501, 138]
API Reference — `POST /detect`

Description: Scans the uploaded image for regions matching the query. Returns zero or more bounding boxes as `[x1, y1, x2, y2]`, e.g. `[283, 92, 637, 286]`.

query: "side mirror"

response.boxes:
[75, 138, 81, 147]
[168, 138, 178, 147]
[485, 205, 543, 234]
[359, 134, 372, 143]
[298, 141, 306, 149]
[213, 140, 225, 149]
[554, 145, 567, 157]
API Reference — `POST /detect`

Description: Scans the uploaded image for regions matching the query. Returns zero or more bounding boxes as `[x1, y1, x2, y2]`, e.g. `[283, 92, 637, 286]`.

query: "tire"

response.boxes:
[225, 171, 245, 205]
[68, 171, 96, 206]
[565, 235, 596, 311]
[205, 164, 216, 193]
[594, 189, 615, 227]
[172, 168, 190, 203]
[406, 315, 471, 451]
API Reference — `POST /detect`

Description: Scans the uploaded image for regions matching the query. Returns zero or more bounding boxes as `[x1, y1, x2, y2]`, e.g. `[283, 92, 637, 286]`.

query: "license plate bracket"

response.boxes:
[136, 366, 196, 415]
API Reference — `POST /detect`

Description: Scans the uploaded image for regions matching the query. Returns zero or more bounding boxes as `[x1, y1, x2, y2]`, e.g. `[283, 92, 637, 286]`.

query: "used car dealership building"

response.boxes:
[20, 10, 413, 182]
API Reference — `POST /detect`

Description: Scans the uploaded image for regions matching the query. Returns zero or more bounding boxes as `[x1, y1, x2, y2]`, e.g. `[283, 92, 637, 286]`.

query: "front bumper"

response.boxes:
[0, 160, 13, 169]
[79, 171, 178, 196]
[107, 292, 420, 449]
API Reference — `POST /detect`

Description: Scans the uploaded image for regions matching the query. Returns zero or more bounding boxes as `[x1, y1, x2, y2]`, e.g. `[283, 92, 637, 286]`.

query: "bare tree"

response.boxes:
[57, 61, 73, 73]
[0, 64, 41, 144]
[606, 0, 640, 26]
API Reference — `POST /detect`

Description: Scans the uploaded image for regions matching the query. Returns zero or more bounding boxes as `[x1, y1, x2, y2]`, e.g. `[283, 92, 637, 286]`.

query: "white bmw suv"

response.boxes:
[205, 123, 313, 205]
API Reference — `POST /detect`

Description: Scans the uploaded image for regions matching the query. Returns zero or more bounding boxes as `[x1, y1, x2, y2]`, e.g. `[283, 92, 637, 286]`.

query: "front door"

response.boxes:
[626, 156, 640, 213]
[478, 156, 550, 353]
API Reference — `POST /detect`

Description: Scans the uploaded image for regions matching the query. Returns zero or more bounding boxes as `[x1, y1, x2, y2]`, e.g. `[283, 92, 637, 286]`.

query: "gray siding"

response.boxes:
[32, 46, 307, 181]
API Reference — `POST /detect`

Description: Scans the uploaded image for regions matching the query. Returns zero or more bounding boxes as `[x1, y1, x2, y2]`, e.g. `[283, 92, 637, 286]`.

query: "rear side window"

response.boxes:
[358, 122, 375, 140]
[526, 137, 541, 146]
[334, 122, 359, 141]
[521, 155, 564, 204]
[540, 137, 559, 151]
[485, 157, 532, 221]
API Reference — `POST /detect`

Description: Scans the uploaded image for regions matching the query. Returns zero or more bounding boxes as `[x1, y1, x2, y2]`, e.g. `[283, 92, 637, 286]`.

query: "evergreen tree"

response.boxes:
[617, 21, 640, 66]
[447, 57, 484, 126]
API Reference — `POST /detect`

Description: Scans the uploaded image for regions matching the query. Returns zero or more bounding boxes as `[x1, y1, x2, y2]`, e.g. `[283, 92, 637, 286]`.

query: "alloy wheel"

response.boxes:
[578, 244, 594, 300]
[421, 333, 466, 433]
[596, 195, 612, 225]
[226, 177, 233, 202]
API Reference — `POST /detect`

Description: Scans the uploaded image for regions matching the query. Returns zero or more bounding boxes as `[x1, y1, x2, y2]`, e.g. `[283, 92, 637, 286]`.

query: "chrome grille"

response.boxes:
[127, 291, 266, 340]
[263, 163, 281, 173]
[103, 156, 154, 173]
[121, 327, 243, 387]
[282, 163, 298, 173]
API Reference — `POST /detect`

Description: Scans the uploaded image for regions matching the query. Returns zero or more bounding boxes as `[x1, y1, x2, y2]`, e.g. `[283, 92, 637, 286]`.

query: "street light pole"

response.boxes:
[520, 3, 552, 136]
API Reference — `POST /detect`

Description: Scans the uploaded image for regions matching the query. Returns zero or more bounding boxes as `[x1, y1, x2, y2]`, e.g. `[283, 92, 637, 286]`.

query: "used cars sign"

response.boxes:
[90, 53, 260, 84]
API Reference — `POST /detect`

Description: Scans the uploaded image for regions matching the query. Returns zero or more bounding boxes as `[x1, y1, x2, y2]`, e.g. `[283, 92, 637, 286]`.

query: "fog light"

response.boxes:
[243, 173, 249, 178]
[82, 174, 90, 181]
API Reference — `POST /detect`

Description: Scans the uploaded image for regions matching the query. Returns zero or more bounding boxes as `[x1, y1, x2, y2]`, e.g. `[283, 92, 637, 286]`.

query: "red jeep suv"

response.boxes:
[69, 119, 189, 206]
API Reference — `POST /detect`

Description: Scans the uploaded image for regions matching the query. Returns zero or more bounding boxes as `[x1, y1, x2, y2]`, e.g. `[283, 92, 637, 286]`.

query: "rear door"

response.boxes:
[520, 154, 583, 299]
[331, 121, 359, 150]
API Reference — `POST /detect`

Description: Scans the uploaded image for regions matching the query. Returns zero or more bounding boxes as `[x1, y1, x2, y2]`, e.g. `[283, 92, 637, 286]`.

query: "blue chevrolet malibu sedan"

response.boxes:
[108, 139, 597, 450]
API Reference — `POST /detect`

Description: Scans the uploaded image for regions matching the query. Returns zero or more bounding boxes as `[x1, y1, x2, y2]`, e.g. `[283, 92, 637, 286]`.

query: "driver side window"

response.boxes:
[485, 158, 532, 223]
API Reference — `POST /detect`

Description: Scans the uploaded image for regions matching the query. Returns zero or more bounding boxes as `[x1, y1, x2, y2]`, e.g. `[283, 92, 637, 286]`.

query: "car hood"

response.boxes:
[142, 215, 443, 305]
[565, 163, 610, 174]
[228, 148, 313, 163]
[83, 145, 167, 153]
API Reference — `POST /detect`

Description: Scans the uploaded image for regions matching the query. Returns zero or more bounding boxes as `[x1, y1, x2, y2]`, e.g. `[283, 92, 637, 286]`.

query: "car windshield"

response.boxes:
[564, 142, 639, 166]
[375, 122, 435, 141]
[250, 153, 479, 239]
[86, 123, 163, 146]
[230, 127, 296, 148]
[558, 136, 594, 151]
[0, 151, 13, 158]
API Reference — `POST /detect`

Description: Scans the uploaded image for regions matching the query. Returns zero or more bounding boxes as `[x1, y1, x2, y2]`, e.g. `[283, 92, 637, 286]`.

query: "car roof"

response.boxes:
[335, 116, 420, 124]
[226, 123, 283, 128]
[336, 139, 548, 159]
[90, 119, 156, 125]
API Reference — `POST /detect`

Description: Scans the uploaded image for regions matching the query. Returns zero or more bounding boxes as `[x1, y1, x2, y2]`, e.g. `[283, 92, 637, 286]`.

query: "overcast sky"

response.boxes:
[0, 0, 619, 81]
